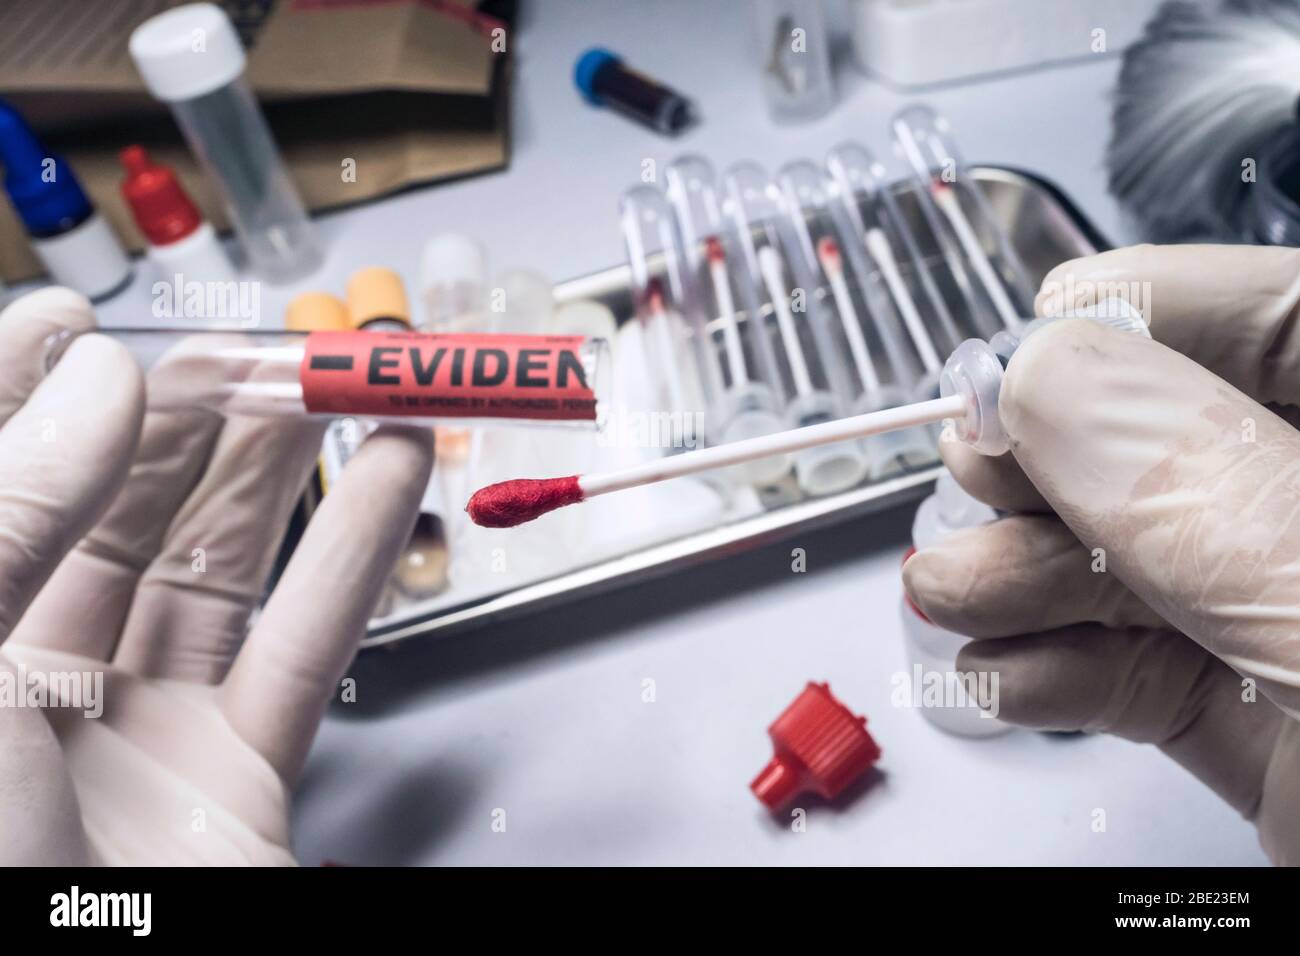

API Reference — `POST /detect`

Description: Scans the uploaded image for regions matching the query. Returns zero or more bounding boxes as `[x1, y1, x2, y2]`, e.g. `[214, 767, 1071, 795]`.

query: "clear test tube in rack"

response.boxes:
[46, 327, 610, 428]
[825, 141, 967, 385]
[892, 104, 1037, 338]
[783, 157, 938, 476]
[619, 184, 712, 448]
[723, 161, 869, 497]
[664, 155, 791, 486]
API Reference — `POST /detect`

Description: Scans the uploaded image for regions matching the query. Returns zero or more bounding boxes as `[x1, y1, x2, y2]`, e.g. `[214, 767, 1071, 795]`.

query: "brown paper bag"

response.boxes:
[0, 0, 511, 282]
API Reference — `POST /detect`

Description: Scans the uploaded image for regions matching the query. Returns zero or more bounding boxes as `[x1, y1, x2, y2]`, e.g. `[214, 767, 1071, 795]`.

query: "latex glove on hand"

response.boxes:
[903, 244, 1300, 865]
[0, 288, 433, 865]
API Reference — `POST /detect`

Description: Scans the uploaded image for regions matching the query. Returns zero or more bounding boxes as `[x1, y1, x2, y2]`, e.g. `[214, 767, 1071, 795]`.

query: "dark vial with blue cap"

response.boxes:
[0, 98, 131, 299]
[574, 48, 695, 136]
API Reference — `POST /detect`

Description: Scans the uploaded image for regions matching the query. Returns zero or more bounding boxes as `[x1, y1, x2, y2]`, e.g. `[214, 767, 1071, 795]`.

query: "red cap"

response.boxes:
[119, 145, 202, 245]
[750, 682, 881, 810]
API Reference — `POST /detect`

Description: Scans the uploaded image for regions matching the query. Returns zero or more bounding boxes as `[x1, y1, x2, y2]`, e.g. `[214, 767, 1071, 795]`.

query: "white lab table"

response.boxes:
[89, 0, 1269, 865]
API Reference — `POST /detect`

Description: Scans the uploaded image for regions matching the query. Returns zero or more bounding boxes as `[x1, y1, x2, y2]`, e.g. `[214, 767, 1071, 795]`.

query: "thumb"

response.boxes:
[1001, 318, 1300, 718]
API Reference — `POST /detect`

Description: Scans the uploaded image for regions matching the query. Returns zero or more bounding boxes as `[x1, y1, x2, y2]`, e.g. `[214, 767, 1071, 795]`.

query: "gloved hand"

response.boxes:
[0, 288, 433, 865]
[903, 244, 1300, 865]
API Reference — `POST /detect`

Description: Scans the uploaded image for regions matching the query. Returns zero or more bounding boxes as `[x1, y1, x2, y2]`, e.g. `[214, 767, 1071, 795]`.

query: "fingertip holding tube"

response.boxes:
[466, 475, 585, 528]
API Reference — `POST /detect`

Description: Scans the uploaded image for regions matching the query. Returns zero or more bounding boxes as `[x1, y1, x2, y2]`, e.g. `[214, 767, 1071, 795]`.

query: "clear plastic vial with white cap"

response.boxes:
[129, 3, 321, 283]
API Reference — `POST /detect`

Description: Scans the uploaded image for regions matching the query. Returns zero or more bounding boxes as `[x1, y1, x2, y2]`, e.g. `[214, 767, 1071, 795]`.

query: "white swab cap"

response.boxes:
[789, 391, 870, 497]
[130, 3, 246, 102]
[854, 386, 939, 478]
[719, 381, 791, 486]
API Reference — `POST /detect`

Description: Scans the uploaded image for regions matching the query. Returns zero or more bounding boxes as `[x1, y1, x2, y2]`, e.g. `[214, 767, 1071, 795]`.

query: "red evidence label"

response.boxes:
[300, 331, 598, 421]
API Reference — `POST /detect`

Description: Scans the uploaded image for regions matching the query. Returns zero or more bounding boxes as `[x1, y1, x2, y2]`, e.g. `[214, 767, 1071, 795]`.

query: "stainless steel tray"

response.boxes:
[357, 166, 1104, 648]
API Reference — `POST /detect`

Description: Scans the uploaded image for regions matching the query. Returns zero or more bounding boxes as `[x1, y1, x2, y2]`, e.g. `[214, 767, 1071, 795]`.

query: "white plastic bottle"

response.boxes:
[901, 470, 1012, 737]
[0, 100, 132, 300]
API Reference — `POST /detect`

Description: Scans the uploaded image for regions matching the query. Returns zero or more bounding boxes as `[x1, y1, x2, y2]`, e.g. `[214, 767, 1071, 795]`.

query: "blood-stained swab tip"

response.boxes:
[645, 276, 666, 312]
[816, 234, 841, 268]
[705, 235, 725, 263]
[466, 476, 586, 528]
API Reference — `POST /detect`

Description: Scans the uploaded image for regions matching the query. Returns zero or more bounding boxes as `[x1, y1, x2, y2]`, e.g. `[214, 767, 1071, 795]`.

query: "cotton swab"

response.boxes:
[465, 300, 1154, 528]
[466, 394, 963, 527]
[816, 236, 880, 394]
[705, 236, 751, 387]
[861, 227, 941, 374]
[931, 181, 1022, 332]
[756, 244, 816, 397]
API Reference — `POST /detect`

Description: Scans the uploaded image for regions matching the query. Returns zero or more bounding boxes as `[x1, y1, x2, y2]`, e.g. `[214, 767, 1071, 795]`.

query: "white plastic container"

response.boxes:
[902, 470, 1011, 737]
[848, 0, 1165, 89]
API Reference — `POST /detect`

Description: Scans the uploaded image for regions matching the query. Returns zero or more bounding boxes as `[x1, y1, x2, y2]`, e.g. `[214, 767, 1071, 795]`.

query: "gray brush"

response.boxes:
[1109, 0, 1300, 242]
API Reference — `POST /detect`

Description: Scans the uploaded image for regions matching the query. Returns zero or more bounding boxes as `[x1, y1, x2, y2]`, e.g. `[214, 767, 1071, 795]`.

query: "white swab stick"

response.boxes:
[581, 394, 963, 496]
[863, 227, 942, 374]
[645, 282, 688, 410]
[757, 244, 815, 397]
[931, 182, 1022, 332]
[817, 236, 881, 394]
[705, 237, 751, 387]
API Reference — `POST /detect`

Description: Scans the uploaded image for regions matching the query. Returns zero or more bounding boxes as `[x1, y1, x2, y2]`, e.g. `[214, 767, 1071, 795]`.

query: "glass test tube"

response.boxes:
[665, 155, 790, 486]
[727, 161, 868, 497]
[826, 141, 966, 380]
[892, 104, 1036, 338]
[824, 142, 947, 472]
[780, 157, 935, 478]
[620, 184, 712, 449]
[768, 161, 872, 494]
[49, 327, 610, 429]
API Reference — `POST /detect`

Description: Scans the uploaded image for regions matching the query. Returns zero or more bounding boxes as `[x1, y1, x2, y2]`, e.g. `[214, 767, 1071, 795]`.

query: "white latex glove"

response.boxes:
[0, 288, 433, 865]
[903, 244, 1300, 865]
